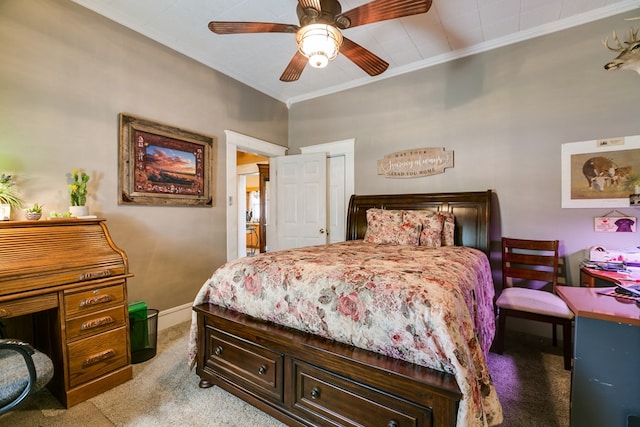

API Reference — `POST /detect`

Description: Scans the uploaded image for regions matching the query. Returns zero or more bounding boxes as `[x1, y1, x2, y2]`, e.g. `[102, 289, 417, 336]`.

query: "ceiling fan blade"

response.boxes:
[208, 22, 298, 34]
[298, 0, 322, 13]
[280, 51, 308, 82]
[337, 0, 432, 29]
[340, 37, 389, 76]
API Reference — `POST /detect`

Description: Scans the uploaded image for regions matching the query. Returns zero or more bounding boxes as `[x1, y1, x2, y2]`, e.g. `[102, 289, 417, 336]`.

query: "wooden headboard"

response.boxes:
[345, 190, 492, 255]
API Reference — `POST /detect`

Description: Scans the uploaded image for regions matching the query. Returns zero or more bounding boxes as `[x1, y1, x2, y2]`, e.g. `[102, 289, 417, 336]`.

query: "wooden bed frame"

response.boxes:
[194, 190, 493, 427]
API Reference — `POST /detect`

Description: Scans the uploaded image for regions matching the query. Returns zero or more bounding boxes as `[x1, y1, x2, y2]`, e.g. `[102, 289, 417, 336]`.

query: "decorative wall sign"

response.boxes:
[561, 134, 640, 208]
[119, 114, 217, 207]
[377, 148, 453, 178]
[594, 211, 637, 232]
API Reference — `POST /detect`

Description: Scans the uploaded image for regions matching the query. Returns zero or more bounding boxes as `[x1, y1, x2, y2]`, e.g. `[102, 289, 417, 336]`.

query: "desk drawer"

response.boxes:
[0, 293, 58, 319]
[67, 326, 129, 388]
[292, 361, 431, 427]
[204, 326, 283, 402]
[65, 305, 127, 341]
[64, 282, 125, 317]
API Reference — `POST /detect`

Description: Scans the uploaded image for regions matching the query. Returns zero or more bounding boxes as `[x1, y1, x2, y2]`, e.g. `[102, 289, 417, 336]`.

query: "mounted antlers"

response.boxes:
[603, 28, 640, 74]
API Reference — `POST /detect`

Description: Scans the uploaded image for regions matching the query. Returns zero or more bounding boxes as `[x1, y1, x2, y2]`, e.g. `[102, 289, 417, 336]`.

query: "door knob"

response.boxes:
[319, 228, 325, 234]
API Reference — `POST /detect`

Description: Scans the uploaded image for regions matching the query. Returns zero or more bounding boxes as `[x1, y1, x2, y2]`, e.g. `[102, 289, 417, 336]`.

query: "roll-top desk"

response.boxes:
[0, 218, 133, 407]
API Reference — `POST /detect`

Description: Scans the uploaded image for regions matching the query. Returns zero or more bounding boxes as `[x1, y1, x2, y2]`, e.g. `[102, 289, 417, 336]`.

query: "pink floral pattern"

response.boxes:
[363, 209, 421, 245]
[403, 210, 444, 247]
[189, 241, 502, 426]
[441, 212, 455, 246]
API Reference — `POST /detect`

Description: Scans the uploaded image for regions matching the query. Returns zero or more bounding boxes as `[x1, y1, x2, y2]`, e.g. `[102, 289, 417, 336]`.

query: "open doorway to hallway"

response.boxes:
[224, 131, 354, 262]
[224, 130, 287, 262]
[237, 151, 268, 257]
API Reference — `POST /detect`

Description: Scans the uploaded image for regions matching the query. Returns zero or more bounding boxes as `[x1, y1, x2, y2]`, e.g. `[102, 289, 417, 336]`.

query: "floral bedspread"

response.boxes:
[188, 241, 503, 426]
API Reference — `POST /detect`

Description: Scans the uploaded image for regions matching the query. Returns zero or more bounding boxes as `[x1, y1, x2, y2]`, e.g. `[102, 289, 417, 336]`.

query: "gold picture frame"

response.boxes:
[118, 113, 216, 207]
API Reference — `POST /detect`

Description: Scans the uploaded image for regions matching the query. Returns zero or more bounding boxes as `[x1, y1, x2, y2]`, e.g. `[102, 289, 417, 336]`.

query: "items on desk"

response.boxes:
[587, 245, 640, 267]
[597, 285, 640, 303]
[614, 283, 640, 297]
[581, 260, 629, 272]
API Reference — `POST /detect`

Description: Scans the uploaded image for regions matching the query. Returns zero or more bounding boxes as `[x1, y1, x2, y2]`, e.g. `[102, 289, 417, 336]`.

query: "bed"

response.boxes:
[189, 190, 502, 427]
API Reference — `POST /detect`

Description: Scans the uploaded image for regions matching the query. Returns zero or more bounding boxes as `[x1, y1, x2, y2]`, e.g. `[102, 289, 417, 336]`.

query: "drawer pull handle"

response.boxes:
[80, 294, 113, 308]
[388, 421, 399, 427]
[258, 365, 267, 375]
[78, 269, 112, 281]
[310, 387, 320, 400]
[214, 346, 223, 356]
[81, 316, 115, 330]
[82, 349, 116, 367]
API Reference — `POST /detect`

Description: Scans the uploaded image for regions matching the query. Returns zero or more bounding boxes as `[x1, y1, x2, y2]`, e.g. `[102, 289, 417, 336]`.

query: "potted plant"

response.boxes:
[624, 174, 640, 195]
[0, 173, 23, 220]
[624, 174, 640, 206]
[25, 203, 43, 220]
[68, 169, 90, 217]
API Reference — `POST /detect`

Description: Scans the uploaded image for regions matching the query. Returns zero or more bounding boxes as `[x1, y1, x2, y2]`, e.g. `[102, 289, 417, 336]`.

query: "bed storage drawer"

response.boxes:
[203, 325, 284, 402]
[292, 360, 432, 427]
[194, 304, 460, 427]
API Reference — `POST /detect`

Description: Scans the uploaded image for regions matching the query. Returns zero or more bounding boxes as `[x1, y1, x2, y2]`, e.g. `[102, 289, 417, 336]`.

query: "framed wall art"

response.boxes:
[118, 114, 217, 207]
[561, 134, 640, 208]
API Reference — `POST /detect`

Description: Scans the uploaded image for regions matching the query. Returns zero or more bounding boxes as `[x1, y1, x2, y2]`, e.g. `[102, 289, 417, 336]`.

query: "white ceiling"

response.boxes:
[72, 0, 639, 106]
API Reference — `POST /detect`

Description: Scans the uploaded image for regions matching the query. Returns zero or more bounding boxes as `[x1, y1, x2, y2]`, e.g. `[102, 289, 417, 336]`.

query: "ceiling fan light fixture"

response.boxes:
[296, 24, 343, 68]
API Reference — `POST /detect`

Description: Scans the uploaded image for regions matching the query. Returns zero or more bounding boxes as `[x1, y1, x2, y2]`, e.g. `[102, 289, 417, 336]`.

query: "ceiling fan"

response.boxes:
[208, 0, 433, 82]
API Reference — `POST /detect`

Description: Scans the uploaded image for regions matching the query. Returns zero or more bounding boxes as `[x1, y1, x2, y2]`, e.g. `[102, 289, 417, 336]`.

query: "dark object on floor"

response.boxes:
[129, 305, 159, 364]
[0, 339, 54, 415]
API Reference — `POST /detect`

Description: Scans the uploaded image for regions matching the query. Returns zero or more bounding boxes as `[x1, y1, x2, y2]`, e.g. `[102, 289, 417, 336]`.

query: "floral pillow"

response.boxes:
[363, 208, 420, 245]
[440, 212, 455, 246]
[403, 210, 444, 248]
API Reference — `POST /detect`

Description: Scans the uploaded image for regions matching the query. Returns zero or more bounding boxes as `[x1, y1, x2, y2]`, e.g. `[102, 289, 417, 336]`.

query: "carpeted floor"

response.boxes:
[1, 321, 570, 426]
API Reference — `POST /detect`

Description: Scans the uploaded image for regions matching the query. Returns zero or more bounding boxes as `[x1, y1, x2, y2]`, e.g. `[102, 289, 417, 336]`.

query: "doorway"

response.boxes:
[237, 151, 268, 257]
[225, 131, 354, 261]
[225, 130, 286, 261]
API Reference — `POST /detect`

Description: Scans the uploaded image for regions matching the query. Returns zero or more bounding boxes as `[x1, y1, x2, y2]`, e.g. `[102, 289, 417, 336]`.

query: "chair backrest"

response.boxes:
[502, 238, 560, 293]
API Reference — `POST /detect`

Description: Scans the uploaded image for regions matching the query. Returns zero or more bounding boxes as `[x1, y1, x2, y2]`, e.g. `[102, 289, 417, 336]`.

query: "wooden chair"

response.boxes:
[494, 238, 574, 370]
[0, 339, 54, 416]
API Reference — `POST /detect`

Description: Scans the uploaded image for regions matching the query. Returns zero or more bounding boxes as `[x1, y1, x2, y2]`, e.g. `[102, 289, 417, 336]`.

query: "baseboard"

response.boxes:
[157, 303, 192, 332]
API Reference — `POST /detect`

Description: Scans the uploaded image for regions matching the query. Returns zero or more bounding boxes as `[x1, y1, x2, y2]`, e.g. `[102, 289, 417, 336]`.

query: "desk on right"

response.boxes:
[556, 286, 640, 427]
[579, 266, 635, 287]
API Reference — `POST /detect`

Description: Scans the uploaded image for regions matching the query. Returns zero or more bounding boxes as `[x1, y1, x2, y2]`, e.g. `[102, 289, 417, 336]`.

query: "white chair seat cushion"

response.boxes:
[496, 287, 574, 319]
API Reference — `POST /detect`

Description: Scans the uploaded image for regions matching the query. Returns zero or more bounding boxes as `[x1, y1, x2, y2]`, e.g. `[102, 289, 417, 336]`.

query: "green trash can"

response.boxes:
[128, 302, 158, 364]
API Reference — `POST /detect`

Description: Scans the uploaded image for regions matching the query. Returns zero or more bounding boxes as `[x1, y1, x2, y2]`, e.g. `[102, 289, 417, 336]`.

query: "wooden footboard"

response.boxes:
[194, 303, 461, 427]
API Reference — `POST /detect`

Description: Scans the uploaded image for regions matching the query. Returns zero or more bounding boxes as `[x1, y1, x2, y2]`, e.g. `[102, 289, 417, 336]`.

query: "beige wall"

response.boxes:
[0, 0, 288, 311]
[289, 11, 640, 286]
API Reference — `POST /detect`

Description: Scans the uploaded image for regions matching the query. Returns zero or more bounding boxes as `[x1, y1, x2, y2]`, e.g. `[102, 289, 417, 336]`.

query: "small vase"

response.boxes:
[0, 204, 10, 221]
[69, 205, 88, 217]
[25, 212, 42, 220]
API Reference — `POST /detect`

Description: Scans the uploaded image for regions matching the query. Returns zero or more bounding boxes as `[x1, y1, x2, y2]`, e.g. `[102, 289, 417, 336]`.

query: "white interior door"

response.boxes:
[300, 139, 354, 244]
[273, 153, 327, 250]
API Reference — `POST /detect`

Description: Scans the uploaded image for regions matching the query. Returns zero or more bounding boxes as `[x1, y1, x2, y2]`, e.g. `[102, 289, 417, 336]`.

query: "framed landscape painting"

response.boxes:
[119, 114, 217, 207]
[561, 134, 640, 208]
